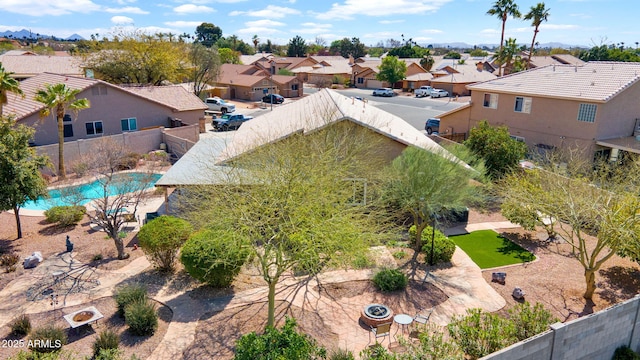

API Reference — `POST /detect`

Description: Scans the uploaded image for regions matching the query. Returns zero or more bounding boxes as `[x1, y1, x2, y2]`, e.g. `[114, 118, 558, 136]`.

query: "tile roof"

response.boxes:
[217, 88, 461, 165]
[4, 73, 99, 119]
[217, 73, 266, 87]
[467, 62, 640, 102]
[431, 70, 496, 84]
[0, 54, 84, 77]
[124, 85, 207, 111]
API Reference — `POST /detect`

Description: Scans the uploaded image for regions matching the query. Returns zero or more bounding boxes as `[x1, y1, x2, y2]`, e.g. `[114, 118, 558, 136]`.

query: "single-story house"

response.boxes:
[216, 63, 302, 101]
[0, 53, 85, 80]
[352, 59, 428, 89]
[430, 62, 497, 96]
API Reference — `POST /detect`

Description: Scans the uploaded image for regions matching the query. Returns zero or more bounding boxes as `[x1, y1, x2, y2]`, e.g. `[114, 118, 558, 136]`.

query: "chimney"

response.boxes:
[348, 54, 355, 65]
[476, 62, 484, 72]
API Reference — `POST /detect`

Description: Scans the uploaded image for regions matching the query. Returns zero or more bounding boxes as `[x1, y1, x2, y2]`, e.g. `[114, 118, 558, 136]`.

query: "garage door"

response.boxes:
[366, 80, 383, 89]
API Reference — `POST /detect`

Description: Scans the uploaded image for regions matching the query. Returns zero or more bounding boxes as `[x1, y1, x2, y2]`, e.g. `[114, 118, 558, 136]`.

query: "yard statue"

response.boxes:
[66, 235, 74, 252]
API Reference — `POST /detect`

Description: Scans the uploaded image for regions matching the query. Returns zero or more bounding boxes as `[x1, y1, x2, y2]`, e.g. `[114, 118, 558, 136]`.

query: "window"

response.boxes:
[121, 118, 137, 132]
[510, 135, 525, 142]
[291, 84, 299, 91]
[514, 96, 532, 113]
[357, 77, 364, 84]
[577, 103, 597, 123]
[86, 121, 103, 136]
[483, 93, 498, 109]
[63, 114, 73, 138]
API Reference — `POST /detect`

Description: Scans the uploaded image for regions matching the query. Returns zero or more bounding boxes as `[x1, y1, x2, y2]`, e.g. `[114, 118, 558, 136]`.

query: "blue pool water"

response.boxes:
[22, 172, 162, 211]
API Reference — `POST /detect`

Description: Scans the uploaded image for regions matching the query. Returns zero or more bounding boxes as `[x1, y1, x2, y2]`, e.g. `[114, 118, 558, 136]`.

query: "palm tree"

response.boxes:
[524, 3, 550, 69]
[0, 63, 24, 116]
[495, 38, 520, 75]
[35, 84, 90, 180]
[252, 35, 259, 52]
[487, 0, 521, 75]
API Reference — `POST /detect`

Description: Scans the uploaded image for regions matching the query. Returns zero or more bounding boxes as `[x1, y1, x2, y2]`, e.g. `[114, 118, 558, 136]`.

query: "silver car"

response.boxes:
[430, 89, 449, 98]
[372, 88, 395, 97]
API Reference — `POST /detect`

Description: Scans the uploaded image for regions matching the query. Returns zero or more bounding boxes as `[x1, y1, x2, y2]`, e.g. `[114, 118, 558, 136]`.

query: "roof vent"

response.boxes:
[591, 82, 595, 86]
[592, 69, 596, 73]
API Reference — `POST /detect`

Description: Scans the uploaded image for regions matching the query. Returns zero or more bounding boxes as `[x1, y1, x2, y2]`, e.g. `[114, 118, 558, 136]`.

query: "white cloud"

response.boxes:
[235, 27, 284, 36]
[316, 0, 452, 20]
[230, 5, 301, 18]
[298, 22, 332, 34]
[379, 20, 405, 24]
[111, 16, 134, 25]
[0, 0, 101, 16]
[245, 19, 286, 27]
[104, 6, 149, 14]
[174, 4, 215, 14]
[164, 21, 204, 28]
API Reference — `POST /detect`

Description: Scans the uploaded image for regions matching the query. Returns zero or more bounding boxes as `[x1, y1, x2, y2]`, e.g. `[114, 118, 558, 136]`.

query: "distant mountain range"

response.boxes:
[0, 29, 84, 41]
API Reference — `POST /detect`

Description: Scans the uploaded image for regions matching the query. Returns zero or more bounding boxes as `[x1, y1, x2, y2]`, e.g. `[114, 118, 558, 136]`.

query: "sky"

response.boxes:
[0, 0, 638, 48]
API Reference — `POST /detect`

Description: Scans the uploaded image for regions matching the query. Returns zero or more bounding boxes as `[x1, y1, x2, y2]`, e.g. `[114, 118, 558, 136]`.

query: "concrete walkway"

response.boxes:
[0, 221, 514, 359]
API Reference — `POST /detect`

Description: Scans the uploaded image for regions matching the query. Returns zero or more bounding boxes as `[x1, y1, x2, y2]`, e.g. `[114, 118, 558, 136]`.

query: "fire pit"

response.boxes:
[63, 306, 104, 329]
[73, 311, 95, 322]
[360, 303, 394, 327]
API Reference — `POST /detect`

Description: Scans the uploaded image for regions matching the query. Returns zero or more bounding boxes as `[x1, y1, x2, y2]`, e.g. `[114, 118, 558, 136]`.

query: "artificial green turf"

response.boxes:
[450, 230, 535, 269]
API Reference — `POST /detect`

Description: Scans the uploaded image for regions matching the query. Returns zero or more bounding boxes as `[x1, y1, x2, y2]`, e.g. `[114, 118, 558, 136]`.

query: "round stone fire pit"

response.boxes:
[360, 303, 393, 327]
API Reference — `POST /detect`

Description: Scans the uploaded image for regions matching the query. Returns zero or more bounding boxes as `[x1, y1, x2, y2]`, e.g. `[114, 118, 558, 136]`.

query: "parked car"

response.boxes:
[414, 86, 434, 98]
[430, 89, 449, 98]
[262, 94, 285, 104]
[425, 118, 440, 135]
[212, 113, 254, 131]
[205, 97, 235, 114]
[372, 88, 395, 97]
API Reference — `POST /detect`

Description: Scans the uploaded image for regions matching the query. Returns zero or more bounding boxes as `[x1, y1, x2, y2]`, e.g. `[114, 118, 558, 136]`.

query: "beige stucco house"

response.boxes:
[4, 73, 206, 147]
[0, 52, 85, 80]
[439, 62, 640, 160]
[352, 58, 428, 89]
[216, 63, 302, 101]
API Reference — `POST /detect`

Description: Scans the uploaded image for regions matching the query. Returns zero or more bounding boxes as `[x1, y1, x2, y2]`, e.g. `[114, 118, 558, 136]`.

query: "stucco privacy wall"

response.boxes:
[482, 295, 640, 360]
[36, 128, 163, 174]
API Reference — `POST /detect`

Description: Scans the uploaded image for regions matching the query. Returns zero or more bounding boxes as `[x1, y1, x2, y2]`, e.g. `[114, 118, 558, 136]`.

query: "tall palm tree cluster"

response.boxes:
[486, 0, 550, 75]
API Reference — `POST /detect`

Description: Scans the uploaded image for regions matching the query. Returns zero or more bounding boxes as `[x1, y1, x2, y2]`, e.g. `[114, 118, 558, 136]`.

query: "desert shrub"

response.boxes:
[410, 225, 455, 265]
[351, 253, 374, 269]
[44, 205, 86, 226]
[329, 348, 355, 360]
[372, 268, 407, 292]
[392, 251, 406, 259]
[70, 161, 89, 178]
[613, 346, 640, 360]
[1, 253, 20, 272]
[95, 348, 123, 360]
[447, 308, 515, 359]
[28, 325, 67, 353]
[7, 349, 77, 360]
[10, 314, 31, 336]
[359, 343, 394, 360]
[234, 317, 327, 360]
[93, 254, 104, 261]
[93, 329, 119, 356]
[138, 215, 192, 272]
[114, 283, 148, 317]
[116, 152, 140, 170]
[124, 299, 158, 336]
[181, 229, 250, 288]
[508, 302, 557, 341]
[402, 324, 464, 360]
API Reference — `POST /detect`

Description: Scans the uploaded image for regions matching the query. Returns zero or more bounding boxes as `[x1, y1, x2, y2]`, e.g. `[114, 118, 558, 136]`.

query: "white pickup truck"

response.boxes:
[205, 97, 236, 114]
[414, 86, 434, 98]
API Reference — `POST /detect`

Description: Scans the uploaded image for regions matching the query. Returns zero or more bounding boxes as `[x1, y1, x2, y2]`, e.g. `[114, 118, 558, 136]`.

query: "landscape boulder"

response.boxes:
[23, 251, 43, 269]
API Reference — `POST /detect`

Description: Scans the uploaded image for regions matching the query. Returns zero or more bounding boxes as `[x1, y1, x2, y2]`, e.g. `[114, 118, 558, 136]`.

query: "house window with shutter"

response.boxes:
[514, 96, 532, 113]
[483, 93, 498, 109]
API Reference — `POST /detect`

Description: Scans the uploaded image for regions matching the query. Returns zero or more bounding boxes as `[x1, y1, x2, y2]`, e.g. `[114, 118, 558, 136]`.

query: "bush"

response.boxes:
[124, 299, 158, 336]
[10, 314, 31, 336]
[329, 348, 355, 360]
[116, 153, 140, 170]
[359, 343, 394, 360]
[410, 225, 456, 265]
[372, 268, 407, 292]
[95, 348, 123, 360]
[1, 253, 20, 272]
[613, 346, 640, 360]
[114, 283, 147, 317]
[44, 205, 86, 226]
[28, 325, 67, 353]
[138, 215, 193, 272]
[181, 229, 250, 288]
[392, 251, 406, 259]
[351, 253, 374, 269]
[508, 302, 557, 341]
[93, 329, 119, 356]
[447, 308, 515, 359]
[234, 317, 326, 360]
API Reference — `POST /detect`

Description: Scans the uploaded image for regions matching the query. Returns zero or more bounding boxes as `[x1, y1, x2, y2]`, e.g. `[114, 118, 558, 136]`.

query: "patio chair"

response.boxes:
[413, 308, 433, 325]
[368, 322, 392, 346]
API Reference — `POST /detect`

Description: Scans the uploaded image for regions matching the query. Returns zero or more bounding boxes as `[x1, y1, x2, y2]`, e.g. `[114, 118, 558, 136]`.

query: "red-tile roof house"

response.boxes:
[216, 63, 302, 101]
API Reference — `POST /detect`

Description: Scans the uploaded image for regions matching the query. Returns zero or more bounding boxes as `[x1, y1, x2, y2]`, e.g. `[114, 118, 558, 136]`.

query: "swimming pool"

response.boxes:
[22, 172, 162, 211]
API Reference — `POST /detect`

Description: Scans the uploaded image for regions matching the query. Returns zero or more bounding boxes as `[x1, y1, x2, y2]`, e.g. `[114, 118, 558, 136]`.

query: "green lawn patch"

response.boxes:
[451, 230, 535, 269]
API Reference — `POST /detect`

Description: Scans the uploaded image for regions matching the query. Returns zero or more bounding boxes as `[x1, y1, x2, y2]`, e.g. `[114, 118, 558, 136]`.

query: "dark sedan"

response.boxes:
[262, 94, 285, 104]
